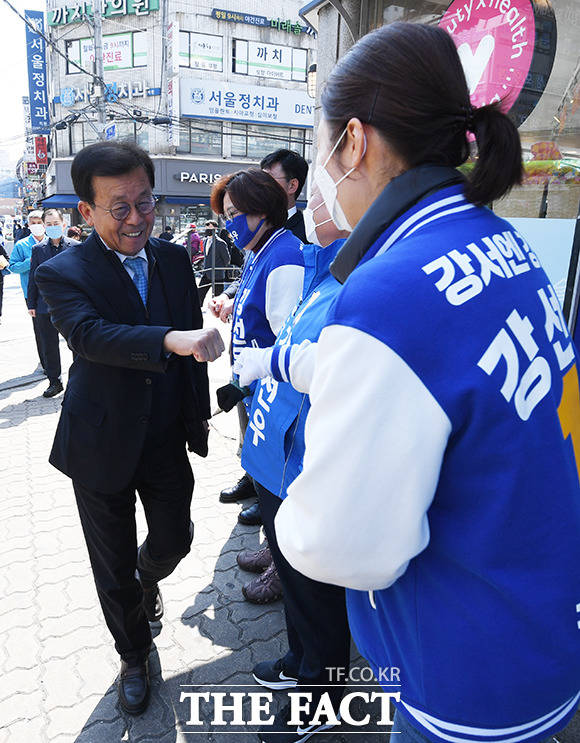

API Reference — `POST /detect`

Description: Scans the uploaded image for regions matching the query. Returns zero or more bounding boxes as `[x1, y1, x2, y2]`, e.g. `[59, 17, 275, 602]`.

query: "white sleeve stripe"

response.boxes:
[278, 345, 290, 382]
[401, 691, 580, 743]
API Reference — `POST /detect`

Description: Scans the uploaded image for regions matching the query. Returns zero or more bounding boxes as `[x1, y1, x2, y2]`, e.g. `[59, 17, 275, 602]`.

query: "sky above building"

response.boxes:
[0, 0, 45, 170]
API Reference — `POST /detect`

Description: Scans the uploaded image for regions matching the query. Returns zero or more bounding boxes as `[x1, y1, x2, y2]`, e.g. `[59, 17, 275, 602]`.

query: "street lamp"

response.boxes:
[307, 63, 317, 98]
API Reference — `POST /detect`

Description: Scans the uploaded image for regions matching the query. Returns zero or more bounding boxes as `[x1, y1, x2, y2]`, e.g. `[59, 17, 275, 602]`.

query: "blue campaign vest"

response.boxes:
[231, 228, 304, 363]
[325, 189, 580, 741]
[242, 239, 344, 498]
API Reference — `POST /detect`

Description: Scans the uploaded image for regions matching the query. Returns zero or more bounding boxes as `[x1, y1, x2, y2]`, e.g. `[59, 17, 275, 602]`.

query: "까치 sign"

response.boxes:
[440, 0, 557, 127]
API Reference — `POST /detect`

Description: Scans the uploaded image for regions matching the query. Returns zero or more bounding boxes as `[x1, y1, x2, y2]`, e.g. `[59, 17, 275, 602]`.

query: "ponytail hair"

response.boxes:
[466, 103, 523, 205]
[321, 22, 523, 206]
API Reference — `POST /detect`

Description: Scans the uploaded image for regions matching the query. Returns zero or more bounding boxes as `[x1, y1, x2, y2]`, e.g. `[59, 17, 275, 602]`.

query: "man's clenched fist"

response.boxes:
[163, 328, 225, 362]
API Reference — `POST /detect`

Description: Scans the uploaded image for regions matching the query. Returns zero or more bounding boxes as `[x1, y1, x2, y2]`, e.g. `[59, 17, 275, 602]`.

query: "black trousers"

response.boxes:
[73, 426, 194, 665]
[256, 482, 351, 706]
[198, 280, 224, 306]
[34, 312, 61, 382]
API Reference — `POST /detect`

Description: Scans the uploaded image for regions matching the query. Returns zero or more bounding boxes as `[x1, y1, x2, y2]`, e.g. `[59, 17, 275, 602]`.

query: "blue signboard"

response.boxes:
[105, 124, 116, 140]
[25, 10, 50, 134]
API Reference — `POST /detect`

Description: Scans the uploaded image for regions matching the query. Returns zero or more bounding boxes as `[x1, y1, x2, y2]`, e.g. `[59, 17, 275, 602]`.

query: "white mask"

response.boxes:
[30, 223, 45, 238]
[313, 127, 367, 232]
[303, 201, 333, 244]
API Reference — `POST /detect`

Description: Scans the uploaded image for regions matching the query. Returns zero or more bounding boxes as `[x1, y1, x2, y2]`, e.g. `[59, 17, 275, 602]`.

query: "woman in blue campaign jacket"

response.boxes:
[210, 169, 304, 413]
[233, 184, 351, 743]
[269, 23, 579, 743]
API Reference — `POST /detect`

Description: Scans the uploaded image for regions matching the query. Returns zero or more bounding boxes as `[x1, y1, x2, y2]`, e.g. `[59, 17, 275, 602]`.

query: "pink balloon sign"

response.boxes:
[440, 0, 536, 113]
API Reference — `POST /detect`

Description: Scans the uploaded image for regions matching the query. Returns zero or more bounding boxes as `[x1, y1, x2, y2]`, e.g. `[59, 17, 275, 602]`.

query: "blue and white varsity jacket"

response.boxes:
[276, 175, 580, 743]
[241, 239, 344, 497]
[231, 228, 304, 366]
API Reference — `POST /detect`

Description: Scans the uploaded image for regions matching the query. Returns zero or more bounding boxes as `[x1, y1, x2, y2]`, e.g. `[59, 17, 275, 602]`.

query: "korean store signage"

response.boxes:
[180, 79, 314, 127]
[189, 33, 223, 72]
[79, 33, 133, 71]
[440, 0, 557, 127]
[34, 136, 48, 164]
[48, 0, 159, 26]
[233, 40, 307, 81]
[211, 8, 311, 35]
[53, 80, 160, 105]
[25, 10, 50, 134]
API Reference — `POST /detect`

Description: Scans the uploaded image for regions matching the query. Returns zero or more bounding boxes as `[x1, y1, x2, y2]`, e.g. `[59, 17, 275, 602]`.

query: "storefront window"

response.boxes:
[177, 119, 223, 155]
[356, 0, 579, 317]
[231, 124, 311, 159]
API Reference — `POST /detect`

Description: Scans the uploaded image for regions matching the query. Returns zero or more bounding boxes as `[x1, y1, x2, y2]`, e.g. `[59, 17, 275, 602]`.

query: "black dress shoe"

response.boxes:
[238, 501, 262, 526]
[118, 659, 150, 715]
[219, 473, 257, 503]
[142, 583, 164, 623]
[43, 380, 63, 398]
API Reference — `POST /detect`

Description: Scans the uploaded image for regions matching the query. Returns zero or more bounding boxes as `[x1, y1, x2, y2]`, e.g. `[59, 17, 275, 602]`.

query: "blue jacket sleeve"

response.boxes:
[9, 242, 30, 274]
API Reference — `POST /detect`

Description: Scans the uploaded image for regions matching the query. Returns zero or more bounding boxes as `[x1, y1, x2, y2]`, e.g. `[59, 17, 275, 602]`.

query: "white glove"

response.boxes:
[233, 347, 273, 387]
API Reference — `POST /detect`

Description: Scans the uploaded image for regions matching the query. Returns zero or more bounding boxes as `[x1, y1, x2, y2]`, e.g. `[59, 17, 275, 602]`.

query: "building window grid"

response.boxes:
[179, 30, 223, 72]
[177, 120, 310, 159]
[65, 31, 147, 74]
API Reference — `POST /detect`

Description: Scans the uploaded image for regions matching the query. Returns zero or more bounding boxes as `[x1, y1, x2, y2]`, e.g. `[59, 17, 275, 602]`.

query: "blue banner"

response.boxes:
[25, 10, 50, 134]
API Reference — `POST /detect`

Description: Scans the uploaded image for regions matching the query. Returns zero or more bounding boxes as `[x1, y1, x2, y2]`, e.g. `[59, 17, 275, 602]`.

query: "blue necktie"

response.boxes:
[124, 256, 148, 305]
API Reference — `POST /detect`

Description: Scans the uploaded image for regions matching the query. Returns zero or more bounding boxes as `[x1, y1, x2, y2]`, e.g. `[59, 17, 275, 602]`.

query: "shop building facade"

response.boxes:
[43, 0, 317, 230]
[300, 0, 580, 338]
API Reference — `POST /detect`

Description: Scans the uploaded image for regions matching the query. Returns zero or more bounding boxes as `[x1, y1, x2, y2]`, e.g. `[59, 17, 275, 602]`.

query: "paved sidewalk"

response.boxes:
[1, 272, 577, 743]
[0, 274, 383, 743]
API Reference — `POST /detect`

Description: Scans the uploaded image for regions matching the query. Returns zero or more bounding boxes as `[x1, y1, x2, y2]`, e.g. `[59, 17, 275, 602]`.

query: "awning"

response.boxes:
[164, 196, 211, 206]
[40, 194, 79, 209]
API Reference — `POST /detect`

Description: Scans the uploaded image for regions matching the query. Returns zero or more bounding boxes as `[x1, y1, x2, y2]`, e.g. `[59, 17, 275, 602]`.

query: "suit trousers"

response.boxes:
[34, 312, 61, 382]
[73, 424, 194, 665]
[256, 482, 351, 707]
[197, 281, 224, 306]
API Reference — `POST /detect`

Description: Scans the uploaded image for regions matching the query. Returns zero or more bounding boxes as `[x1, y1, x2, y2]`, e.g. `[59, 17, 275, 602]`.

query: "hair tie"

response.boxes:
[465, 105, 476, 132]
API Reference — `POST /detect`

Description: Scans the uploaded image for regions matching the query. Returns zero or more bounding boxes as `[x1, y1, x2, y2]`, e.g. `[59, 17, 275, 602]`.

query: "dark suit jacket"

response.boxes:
[286, 209, 306, 243]
[35, 231, 211, 494]
[28, 236, 80, 312]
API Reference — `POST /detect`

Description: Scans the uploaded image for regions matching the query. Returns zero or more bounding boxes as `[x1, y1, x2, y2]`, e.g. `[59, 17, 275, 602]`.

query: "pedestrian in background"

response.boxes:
[9, 210, 47, 373]
[158, 224, 174, 241]
[67, 225, 82, 241]
[0, 240, 9, 324]
[35, 141, 224, 716]
[197, 220, 230, 306]
[186, 223, 203, 264]
[275, 22, 580, 743]
[27, 209, 80, 398]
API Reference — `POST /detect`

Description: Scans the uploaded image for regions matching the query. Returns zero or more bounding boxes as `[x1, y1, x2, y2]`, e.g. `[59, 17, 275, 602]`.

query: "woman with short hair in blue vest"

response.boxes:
[242, 21, 580, 743]
[210, 168, 305, 392]
[233, 182, 351, 743]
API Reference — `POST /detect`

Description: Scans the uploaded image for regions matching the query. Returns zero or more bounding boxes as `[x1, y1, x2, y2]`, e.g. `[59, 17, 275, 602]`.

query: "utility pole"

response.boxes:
[93, 1, 107, 138]
[160, 0, 169, 117]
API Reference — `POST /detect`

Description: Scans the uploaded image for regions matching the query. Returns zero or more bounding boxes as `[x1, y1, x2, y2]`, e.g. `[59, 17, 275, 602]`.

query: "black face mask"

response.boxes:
[205, 229, 215, 237]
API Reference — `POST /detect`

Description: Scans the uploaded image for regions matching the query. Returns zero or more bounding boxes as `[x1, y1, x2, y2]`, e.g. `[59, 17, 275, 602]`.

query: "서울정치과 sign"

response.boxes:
[180, 79, 314, 128]
[440, 0, 557, 127]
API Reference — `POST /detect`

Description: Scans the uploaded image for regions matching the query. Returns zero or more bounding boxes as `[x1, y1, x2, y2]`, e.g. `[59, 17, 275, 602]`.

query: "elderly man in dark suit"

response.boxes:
[27, 208, 80, 397]
[35, 141, 224, 715]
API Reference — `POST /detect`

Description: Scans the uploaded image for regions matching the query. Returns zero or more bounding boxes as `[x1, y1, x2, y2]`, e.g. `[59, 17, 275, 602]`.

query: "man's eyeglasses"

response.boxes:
[93, 196, 157, 221]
